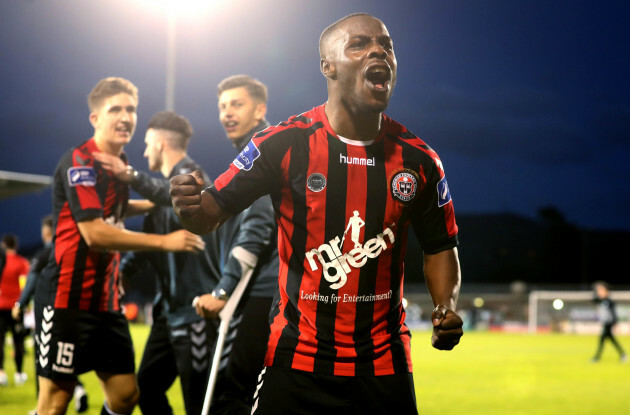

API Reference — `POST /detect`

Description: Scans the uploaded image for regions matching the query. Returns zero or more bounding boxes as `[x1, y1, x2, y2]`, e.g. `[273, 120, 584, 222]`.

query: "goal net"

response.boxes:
[528, 290, 630, 334]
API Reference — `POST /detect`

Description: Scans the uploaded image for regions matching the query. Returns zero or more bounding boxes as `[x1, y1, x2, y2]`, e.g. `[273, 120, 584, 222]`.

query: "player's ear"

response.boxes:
[321, 58, 336, 80]
[89, 112, 98, 129]
[254, 102, 267, 122]
[157, 136, 166, 152]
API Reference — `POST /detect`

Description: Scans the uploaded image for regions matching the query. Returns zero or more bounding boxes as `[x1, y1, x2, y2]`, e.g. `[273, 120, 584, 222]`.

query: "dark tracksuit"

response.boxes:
[122, 156, 227, 415]
[18, 242, 51, 396]
[209, 121, 281, 415]
[593, 296, 626, 360]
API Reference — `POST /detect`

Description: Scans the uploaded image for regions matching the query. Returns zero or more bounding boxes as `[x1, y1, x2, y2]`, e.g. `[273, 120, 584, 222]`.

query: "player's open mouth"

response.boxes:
[365, 65, 391, 92]
[224, 121, 238, 132]
[116, 126, 131, 135]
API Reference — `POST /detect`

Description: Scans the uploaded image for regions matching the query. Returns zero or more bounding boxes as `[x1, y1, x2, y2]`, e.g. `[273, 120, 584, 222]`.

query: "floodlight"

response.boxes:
[150, 0, 219, 16]
[138, 0, 227, 109]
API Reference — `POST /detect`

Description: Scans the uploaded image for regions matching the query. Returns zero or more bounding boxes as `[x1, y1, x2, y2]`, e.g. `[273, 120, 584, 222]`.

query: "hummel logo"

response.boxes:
[40, 344, 50, 356]
[43, 307, 54, 321]
[191, 332, 207, 345]
[42, 320, 53, 332]
[191, 345, 208, 360]
[191, 320, 205, 333]
[38, 306, 54, 369]
[192, 360, 208, 372]
[339, 154, 375, 167]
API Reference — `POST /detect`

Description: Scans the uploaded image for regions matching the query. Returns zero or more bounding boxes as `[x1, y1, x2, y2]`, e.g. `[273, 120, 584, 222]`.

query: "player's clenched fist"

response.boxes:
[170, 170, 205, 219]
[431, 304, 463, 350]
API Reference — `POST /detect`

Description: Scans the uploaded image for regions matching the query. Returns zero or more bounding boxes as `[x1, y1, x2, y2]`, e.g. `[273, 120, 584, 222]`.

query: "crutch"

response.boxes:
[198, 246, 258, 415]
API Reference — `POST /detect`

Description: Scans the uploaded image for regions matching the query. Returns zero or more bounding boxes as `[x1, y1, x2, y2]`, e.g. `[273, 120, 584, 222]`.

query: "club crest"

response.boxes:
[391, 169, 419, 205]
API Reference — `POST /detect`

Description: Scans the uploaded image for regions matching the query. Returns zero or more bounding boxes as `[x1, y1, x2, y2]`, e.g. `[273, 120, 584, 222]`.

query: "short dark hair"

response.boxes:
[217, 74, 268, 104]
[147, 111, 194, 150]
[1, 234, 18, 250]
[88, 77, 138, 112]
[319, 13, 374, 58]
[42, 214, 53, 229]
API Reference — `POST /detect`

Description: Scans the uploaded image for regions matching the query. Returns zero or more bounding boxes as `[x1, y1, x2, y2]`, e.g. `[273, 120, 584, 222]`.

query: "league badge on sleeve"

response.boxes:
[391, 169, 419, 206]
[67, 166, 96, 187]
[437, 176, 452, 207]
[233, 142, 261, 171]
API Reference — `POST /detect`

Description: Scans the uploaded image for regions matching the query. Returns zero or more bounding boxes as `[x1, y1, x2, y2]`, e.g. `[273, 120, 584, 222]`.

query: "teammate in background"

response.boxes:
[0, 234, 29, 387]
[95, 110, 222, 415]
[193, 74, 279, 414]
[35, 77, 205, 415]
[13, 216, 55, 322]
[93, 77, 279, 413]
[12, 216, 89, 413]
[591, 281, 627, 363]
[171, 13, 463, 414]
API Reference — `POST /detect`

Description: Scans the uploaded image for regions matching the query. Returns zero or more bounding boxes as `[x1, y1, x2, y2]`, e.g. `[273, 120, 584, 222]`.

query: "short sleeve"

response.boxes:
[409, 155, 458, 254]
[209, 130, 288, 215]
[61, 150, 103, 222]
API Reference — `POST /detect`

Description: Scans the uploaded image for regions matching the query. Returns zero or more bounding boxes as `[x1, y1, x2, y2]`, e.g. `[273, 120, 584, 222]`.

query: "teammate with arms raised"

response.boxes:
[171, 14, 463, 414]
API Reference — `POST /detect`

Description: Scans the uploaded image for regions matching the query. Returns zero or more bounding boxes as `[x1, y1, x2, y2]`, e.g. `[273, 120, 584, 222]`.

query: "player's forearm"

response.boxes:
[78, 218, 169, 252]
[18, 271, 38, 305]
[131, 172, 173, 206]
[125, 199, 155, 217]
[423, 247, 461, 310]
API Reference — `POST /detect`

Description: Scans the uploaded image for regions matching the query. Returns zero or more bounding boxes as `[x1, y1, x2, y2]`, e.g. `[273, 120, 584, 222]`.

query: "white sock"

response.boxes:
[102, 401, 129, 415]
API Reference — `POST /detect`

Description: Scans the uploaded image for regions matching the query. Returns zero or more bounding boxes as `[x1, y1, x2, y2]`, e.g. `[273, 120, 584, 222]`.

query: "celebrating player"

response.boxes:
[170, 14, 463, 414]
[35, 77, 205, 415]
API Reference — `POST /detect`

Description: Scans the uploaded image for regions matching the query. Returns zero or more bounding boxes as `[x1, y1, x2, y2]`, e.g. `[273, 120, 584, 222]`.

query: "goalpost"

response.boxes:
[528, 290, 630, 334]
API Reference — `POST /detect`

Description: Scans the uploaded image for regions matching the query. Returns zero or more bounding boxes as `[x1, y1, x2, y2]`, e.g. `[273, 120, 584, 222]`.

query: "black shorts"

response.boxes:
[35, 304, 135, 381]
[251, 366, 418, 415]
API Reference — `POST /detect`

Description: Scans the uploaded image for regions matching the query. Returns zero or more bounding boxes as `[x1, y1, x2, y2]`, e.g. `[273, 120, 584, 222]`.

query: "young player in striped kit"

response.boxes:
[35, 77, 205, 415]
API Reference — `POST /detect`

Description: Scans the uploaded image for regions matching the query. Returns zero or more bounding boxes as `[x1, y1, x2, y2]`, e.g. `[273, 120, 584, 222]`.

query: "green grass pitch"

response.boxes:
[1, 325, 628, 414]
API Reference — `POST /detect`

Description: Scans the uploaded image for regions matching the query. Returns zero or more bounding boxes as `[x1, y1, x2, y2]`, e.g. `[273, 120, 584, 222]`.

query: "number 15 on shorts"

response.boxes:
[54, 342, 75, 371]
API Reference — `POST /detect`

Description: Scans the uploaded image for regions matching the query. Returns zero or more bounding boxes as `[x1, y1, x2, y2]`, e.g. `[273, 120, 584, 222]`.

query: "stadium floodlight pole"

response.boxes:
[165, 5, 176, 110]
[153, 0, 222, 110]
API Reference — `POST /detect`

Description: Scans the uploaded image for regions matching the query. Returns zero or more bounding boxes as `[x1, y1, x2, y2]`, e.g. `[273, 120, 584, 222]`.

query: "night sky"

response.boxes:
[1, 0, 629, 250]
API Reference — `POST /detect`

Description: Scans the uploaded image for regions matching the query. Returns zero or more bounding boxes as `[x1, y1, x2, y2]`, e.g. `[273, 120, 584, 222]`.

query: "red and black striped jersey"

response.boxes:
[47, 137, 129, 312]
[209, 104, 458, 376]
[0, 252, 30, 310]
